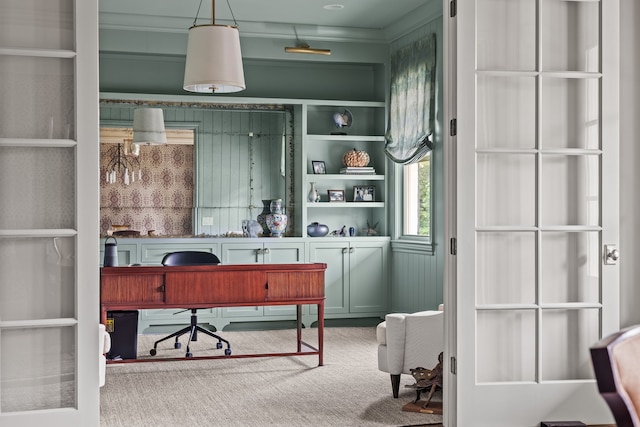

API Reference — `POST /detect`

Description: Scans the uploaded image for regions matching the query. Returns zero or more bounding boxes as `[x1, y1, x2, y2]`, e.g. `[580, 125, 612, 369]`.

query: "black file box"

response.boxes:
[106, 310, 139, 360]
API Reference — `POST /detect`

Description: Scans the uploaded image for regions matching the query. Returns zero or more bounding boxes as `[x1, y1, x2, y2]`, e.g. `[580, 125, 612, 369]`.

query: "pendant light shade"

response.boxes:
[132, 108, 167, 145]
[183, 24, 246, 93]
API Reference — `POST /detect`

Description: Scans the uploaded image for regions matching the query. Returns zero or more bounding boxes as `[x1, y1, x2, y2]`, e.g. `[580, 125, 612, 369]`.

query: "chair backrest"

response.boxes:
[590, 324, 640, 427]
[161, 251, 221, 266]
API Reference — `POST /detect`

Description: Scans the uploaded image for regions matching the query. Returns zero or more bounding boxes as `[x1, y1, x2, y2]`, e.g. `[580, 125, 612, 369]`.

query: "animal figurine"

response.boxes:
[362, 220, 379, 236]
[242, 220, 263, 238]
[406, 352, 444, 408]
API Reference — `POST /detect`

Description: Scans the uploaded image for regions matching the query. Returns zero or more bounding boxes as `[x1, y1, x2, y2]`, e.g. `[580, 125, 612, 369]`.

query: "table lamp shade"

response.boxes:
[183, 24, 246, 93]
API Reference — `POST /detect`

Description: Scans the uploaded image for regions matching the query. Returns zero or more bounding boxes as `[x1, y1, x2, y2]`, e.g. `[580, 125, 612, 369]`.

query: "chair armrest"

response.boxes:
[384, 313, 409, 374]
[99, 324, 111, 354]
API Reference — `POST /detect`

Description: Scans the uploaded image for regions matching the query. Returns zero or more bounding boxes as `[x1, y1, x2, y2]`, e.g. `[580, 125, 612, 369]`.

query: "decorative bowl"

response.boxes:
[307, 222, 329, 237]
[342, 148, 370, 167]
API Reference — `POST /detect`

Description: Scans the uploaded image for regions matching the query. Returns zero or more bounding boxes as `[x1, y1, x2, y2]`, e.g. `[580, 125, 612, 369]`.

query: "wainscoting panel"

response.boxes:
[390, 241, 442, 313]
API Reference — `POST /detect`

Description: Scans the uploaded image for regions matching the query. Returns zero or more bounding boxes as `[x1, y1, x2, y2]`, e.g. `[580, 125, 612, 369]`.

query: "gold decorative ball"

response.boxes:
[342, 148, 370, 167]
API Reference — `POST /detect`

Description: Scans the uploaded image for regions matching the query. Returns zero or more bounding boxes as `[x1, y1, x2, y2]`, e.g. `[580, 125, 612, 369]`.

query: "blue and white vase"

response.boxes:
[266, 198, 287, 237]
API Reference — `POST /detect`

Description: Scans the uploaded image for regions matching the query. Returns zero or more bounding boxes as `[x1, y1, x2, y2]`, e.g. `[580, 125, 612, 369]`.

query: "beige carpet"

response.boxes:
[100, 327, 443, 427]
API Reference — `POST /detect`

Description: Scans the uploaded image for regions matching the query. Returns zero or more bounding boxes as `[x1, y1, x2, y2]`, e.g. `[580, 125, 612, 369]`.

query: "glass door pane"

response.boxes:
[1, 326, 76, 412]
[477, 0, 537, 71]
[541, 0, 600, 72]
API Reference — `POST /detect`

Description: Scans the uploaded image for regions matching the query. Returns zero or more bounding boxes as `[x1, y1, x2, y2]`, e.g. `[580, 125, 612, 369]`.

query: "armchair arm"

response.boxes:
[384, 313, 409, 375]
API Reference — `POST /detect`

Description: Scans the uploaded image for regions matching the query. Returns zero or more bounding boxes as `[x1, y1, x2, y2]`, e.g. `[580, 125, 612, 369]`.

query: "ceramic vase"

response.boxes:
[266, 213, 288, 237]
[266, 198, 287, 237]
[308, 182, 320, 202]
[269, 198, 283, 214]
[256, 199, 271, 236]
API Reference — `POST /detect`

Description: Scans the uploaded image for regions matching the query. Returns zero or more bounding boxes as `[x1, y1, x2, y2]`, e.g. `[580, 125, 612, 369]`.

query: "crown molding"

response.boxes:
[384, 1, 443, 42]
[99, 12, 389, 43]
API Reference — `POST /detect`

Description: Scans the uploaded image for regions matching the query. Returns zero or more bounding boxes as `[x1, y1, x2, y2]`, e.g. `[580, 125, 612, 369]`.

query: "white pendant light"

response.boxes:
[132, 108, 167, 145]
[183, 0, 246, 93]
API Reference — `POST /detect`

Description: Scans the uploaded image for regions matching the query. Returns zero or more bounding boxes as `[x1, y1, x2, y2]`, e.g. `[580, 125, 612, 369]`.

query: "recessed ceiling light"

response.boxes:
[323, 4, 345, 10]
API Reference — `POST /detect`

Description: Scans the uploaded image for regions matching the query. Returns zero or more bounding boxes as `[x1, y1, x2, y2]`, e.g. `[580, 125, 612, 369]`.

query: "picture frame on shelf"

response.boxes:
[353, 185, 375, 202]
[312, 160, 326, 174]
[328, 189, 345, 202]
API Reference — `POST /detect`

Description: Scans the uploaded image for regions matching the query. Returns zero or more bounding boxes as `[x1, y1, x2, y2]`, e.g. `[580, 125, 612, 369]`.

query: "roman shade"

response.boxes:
[385, 34, 437, 164]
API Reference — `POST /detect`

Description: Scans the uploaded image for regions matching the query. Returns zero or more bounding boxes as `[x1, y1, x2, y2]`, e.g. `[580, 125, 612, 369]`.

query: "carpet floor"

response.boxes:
[100, 326, 443, 427]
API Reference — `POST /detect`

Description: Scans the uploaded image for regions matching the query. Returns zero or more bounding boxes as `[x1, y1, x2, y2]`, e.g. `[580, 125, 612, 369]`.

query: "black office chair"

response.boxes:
[149, 251, 232, 358]
[590, 324, 640, 427]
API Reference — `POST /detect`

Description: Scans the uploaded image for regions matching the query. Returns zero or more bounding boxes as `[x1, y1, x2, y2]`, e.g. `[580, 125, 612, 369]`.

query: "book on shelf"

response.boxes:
[339, 167, 376, 175]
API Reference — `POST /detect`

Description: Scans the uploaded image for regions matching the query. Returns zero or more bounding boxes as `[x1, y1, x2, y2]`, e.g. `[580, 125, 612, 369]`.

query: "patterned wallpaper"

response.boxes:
[100, 143, 194, 236]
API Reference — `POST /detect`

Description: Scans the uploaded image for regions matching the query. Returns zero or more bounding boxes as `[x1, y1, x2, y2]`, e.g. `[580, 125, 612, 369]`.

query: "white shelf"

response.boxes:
[307, 174, 385, 181]
[306, 134, 385, 142]
[306, 202, 385, 208]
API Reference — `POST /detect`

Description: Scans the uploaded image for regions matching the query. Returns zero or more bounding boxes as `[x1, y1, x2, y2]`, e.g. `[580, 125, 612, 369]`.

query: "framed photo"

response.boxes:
[353, 185, 375, 202]
[312, 160, 326, 174]
[328, 189, 345, 202]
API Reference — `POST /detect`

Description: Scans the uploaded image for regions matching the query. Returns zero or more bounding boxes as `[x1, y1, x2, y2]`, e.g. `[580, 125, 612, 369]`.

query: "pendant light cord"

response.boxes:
[191, 0, 239, 28]
[226, 0, 239, 27]
[192, 0, 204, 27]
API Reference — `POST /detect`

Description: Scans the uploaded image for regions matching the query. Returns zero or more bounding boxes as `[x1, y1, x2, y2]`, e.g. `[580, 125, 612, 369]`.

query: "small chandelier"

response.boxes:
[104, 131, 141, 185]
[183, 0, 246, 93]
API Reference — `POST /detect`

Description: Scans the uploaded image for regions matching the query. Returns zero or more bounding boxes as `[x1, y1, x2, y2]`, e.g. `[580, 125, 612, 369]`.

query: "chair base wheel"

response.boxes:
[174, 342, 181, 349]
[185, 352, 193, 358]
[216, 342, 223, 349]
[150, 348, 157, 356]
[225, 348, 232, 356]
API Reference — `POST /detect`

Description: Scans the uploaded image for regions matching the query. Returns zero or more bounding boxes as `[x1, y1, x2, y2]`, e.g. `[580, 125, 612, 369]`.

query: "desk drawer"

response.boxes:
[165, 271, 267, 305]
[101, 274, 165, 304]
[266, 271, 325, 299]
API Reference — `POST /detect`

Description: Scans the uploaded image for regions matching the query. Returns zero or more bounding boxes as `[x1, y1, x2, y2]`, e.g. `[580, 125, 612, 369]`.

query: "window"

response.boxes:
[403, 154, 431, 238]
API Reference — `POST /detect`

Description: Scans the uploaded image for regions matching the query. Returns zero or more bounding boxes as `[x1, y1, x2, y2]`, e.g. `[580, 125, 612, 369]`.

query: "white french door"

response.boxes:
[0, 1, 99, 426]
[450, 0, 620, 425]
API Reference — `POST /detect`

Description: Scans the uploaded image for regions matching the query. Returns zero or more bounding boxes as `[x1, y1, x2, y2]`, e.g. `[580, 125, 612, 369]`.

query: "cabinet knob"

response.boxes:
[349, 247, 355, 253]
[264, 248, 270, 254]
[342, 248, 348, 254]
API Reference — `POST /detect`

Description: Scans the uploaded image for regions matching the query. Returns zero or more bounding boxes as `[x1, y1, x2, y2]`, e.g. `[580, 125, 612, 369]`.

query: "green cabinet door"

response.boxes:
[308, 241, 350, 315]
[348, 241, 388, 313]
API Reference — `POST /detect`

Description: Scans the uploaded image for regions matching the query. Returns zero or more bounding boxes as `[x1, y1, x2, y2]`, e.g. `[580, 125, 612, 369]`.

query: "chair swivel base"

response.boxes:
[149, 309, 231, 358]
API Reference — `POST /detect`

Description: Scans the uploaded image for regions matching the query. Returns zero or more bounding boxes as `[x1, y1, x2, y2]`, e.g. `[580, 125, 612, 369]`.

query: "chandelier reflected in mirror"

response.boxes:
[104, 130, 141, 185]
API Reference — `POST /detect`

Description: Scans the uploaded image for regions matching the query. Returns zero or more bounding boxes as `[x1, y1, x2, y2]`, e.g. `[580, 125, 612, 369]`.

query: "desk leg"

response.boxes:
[318, 301, 324, 366]
[296, 305, 302, 352]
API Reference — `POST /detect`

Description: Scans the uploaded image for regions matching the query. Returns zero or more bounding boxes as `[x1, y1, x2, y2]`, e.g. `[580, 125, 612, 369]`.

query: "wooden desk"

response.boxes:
[100, 263, 326, 365]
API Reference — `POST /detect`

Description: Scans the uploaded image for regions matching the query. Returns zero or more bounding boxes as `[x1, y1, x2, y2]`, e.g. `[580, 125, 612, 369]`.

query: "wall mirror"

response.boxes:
[99, 99, 294, 238]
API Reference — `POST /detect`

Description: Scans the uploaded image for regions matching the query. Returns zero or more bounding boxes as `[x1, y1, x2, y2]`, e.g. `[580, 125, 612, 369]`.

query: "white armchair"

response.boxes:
[376, 309, 444, 397]
[99, 324, 111, 387]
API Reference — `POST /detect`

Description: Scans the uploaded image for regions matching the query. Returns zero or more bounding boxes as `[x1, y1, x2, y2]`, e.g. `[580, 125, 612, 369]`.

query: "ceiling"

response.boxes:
[99, 0, 431, 42]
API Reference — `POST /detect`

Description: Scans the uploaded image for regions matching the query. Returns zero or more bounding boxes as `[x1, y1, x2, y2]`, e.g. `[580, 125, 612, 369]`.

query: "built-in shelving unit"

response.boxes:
[301, 101, 387, 237]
